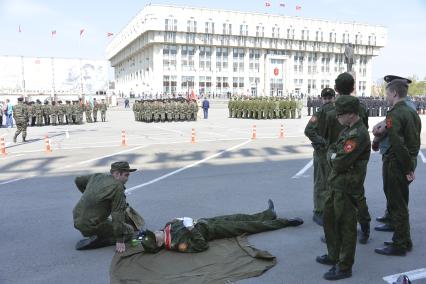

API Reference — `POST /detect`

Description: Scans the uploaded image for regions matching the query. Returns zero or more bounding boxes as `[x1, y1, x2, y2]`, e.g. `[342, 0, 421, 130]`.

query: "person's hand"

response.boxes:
[116, 242, 126, 253]
[406, 172, 415, 182]
[372, 121, 386, 137]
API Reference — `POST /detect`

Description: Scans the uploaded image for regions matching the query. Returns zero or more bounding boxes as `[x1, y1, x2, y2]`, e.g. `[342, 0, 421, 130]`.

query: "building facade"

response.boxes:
[106, 5, 387, 97]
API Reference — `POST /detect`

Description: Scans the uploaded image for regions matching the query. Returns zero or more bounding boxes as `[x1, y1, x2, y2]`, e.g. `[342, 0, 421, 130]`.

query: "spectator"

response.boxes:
[202, 97, 210, 119]
[5, 99, 13, 128]
[124, 98, 130, 108]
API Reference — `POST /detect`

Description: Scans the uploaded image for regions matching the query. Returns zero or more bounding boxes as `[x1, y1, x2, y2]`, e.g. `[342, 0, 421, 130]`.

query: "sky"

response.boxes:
[1, 0, 426, 81]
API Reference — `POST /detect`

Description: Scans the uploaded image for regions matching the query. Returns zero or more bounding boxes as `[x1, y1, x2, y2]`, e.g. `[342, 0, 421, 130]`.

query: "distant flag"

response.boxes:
[51, 30, 57, 37]
[34, 59, 40, 64]
[279, 2, 285, 7]
[18, 25, 22, 33]
[107, 32, 114, 37]
[296, 5, 302, 11]
[80, 28, 85, 37]
[265, 2, 271, 7]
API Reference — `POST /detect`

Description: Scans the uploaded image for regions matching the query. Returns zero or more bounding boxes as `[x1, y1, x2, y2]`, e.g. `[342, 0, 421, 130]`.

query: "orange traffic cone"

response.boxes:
[279, 124, 284, 139]
[1, 137, 6, 156]
[191, 128, 196, 144]
[45, 134, 52, 153]
[252, 125, 257, 140]
[121, 129, 127, 146]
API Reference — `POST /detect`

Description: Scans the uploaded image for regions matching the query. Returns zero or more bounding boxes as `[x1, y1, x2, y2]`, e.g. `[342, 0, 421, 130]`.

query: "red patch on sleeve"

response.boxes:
[386, 117, 392, 129]
[309, 116, 318, 123]
[344, 140, 357, 153]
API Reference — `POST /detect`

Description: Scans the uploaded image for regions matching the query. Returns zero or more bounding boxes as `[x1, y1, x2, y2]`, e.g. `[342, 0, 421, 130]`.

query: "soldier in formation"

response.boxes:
[133, 98, 198, 122]
[13, 97, 29, 143]
[227, 97, 304, 119]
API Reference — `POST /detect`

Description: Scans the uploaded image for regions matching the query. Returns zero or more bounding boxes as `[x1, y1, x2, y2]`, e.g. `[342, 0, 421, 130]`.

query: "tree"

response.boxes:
[407, 76, 426, 97]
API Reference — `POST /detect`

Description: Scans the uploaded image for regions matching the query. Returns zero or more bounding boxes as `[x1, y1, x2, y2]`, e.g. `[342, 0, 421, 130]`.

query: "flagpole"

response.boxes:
[21, 56, 26, 99]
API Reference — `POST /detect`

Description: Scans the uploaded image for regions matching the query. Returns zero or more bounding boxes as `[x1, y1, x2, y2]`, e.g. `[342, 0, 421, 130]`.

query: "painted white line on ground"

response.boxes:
[419, 151, 426, 164]
[0, 175, 35, 185]
[291, 159, 313, 179]
[383, 268, 426, 283]
[126, 139, 252, 195]
[77, 144, 151, 165]
[0, 154, 25, 160]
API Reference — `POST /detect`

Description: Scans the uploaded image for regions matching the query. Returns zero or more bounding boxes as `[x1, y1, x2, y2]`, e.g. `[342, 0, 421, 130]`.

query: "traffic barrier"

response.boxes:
[121, 129, 127, 146]
[191, 128, 196, 144]
[45, 134, 52, 153]
[1, 138, 6, 156]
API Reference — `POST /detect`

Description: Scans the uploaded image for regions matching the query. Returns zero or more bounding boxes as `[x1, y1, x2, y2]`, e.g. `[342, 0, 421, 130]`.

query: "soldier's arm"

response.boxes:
[110, 186, 129, 242]
[74, 175, 92, 193]
[184, 227, 209, 253]
[387, 113, 413, 174]
[329, 131, 369, 173]
[304, 110, 326, 147]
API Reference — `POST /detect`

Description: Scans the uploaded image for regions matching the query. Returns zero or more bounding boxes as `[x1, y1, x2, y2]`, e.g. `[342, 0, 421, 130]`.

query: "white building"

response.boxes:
[106, 4, 387, 97]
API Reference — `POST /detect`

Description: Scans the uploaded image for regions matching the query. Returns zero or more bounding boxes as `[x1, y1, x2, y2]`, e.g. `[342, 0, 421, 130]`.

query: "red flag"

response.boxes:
[280, 3, 285, 7]
[34, 59, 40, 64]
[51, 30, 57, 37]
[107, 32, 114, 37]
[296, 5, 302, 10]
[265, 2, 271, 7]
[18, 25, 22, 33]
[80, 28, 85, 37]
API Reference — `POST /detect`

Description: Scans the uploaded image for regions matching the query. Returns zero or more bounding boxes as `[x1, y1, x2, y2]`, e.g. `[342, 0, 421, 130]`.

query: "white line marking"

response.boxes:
[419, 151, 426, 164]
[77, 144, 150, 165]
[291, 159, 313, 179]
[0, 176, 34, 185]
[383, 268, 426, 283]
[126, 139, 252, 194]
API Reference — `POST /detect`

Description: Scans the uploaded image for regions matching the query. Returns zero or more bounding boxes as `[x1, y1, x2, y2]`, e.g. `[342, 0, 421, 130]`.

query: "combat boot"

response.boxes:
[13, 136, 17, 143]
[359, 223, 370, 244]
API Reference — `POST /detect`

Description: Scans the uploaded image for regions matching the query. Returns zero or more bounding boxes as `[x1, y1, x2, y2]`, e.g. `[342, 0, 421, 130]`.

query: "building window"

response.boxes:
[181, 76, 194, 93]
[199, 46, 212, 71]
[233, 48, 245, 72]
[216, 47, 228, 71]
[249, 49, 260, 72]
[163, 45, 177, 70]
[181, 45, 195, 71]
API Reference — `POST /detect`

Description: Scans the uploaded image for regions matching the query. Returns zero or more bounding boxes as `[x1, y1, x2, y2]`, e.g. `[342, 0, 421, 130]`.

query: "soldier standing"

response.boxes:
[92, 99, 99, 122]
[374, 77, 421, 256]
[304, 88, 336, 226]
[100, 99, 108, 122]
[35, 100, 43, 126]
[85, 101, 92, 123]
[57, 101, 65, 125]
[42, 101, 51, 126]
[317, 95, 371, 280]
[13, 97, 29, 142]
[51, 101, 58, 126]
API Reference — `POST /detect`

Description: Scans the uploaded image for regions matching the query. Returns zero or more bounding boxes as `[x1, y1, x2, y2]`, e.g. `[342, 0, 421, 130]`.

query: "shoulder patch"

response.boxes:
[386, 117, 392, 129]
[344, 140, 357, 153]
[309, 116, 318, 123]
[178, 243, 188, 252]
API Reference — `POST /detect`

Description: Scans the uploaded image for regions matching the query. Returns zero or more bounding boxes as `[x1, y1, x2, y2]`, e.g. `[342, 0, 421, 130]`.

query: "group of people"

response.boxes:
[10, 97, 109, 143]
[72, 162, 304, 254]
[305, 73, 421, 280]
[228, 97, 304, 119]
[132, 98, 199, 122]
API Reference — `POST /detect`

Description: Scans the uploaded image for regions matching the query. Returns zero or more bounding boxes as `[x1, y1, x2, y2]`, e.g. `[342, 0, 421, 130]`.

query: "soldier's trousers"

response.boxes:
[14, 121, 27, 141]
[93, 112, 98, 122]
[323, 190, 357, 271]
[58, 115, 64, 125]
[355, 186, 371, 226]
[51, 115, 57, 125]
[101, 111, 106, 122]
[36, 115, 43, 126]
[383, 156, 414, 250]
[85, 112, 92, 122]
[195, 208, 291, 241]
[313, 150, 329, 216]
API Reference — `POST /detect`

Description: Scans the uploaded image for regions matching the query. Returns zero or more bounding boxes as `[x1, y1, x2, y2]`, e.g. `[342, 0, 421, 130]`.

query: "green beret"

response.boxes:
[140, 230, 161, 253]
[110, 161, 136, 172]
[321, 88, 335, 98]
[335, 95, 359, 115]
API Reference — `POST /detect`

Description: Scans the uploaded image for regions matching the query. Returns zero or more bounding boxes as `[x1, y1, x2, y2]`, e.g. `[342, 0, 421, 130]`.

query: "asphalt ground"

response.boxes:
[0, 106, 425, 284]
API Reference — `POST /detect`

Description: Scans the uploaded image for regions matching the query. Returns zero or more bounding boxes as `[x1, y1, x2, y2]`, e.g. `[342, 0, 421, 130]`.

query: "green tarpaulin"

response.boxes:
[110, 236, 277, 284]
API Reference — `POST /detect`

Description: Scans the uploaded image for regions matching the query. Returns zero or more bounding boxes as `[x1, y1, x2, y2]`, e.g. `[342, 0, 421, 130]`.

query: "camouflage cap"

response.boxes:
[110, 161, 136, 172]
[335, 95, 359, 115]
[321, 87, 335, 98]
[17, 97, 24, 102]
[140, 230, 161, 253]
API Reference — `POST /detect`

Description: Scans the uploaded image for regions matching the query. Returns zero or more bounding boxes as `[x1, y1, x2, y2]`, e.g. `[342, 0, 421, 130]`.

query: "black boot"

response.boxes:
[359, 223, 370, 244]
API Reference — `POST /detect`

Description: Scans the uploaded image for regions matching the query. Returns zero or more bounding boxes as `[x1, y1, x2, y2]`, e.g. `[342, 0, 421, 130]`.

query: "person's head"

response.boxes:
[17, 97, 24, 104]
[335, 95, 360, 127]
[140, 230, 163, 253]
[384, 76, 410, 106]
[320, 87, 335, 104]
[109, 161, 136, 185]
[334, 72, 355, 96]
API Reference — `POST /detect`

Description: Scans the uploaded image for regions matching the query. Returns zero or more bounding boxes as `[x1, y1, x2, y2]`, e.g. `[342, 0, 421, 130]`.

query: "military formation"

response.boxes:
[11, 97, 108, 143]
[228, 97, 304, 119]
[132, 98, 199, 122]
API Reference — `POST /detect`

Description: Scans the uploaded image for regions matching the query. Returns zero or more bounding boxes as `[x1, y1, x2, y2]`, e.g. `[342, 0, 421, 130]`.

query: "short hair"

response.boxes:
[386, 80, 408, 98]
[335, 72, 355, 95]
[110, 169, 126, 175]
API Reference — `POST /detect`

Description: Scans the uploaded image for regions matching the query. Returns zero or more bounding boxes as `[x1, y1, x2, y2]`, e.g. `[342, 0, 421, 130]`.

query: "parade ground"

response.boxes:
[0, 104, 425, 284]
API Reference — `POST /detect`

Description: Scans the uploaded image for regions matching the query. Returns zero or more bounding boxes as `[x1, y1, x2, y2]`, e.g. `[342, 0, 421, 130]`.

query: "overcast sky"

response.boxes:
[1, 0, 425, 81]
